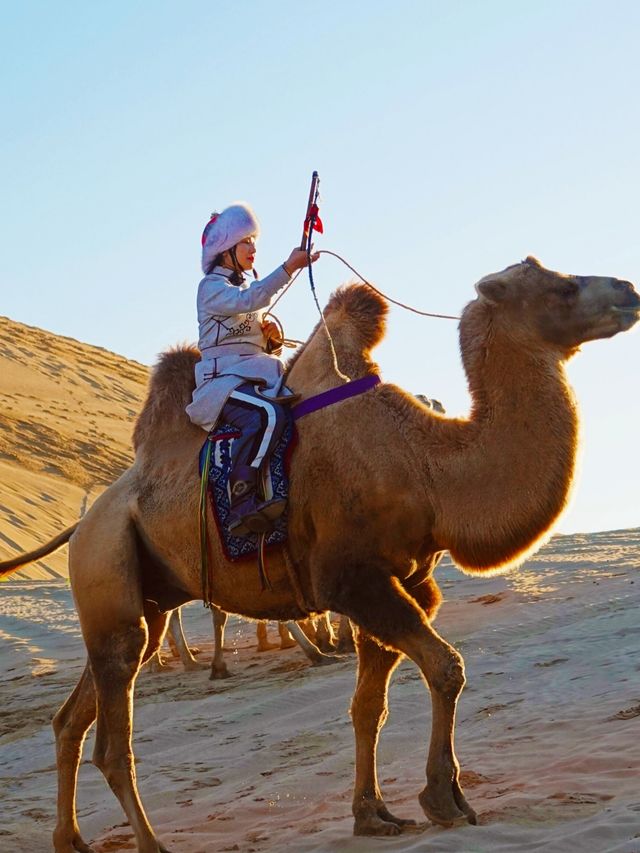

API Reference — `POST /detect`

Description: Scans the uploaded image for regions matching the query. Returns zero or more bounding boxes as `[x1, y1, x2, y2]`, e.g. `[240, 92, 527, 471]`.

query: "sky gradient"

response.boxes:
[1, 0, 639, 533]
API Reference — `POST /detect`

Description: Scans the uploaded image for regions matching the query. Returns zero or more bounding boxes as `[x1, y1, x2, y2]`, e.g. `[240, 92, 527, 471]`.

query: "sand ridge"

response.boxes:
[0, 315, 150, 580]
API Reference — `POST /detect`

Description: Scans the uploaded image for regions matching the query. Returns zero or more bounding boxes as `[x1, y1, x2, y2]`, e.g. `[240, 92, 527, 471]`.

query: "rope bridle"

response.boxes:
[264, 248, 461, 359]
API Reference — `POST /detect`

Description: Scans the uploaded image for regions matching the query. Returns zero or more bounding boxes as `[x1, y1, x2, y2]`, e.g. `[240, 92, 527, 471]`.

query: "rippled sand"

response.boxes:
[1, 529, 639, 852]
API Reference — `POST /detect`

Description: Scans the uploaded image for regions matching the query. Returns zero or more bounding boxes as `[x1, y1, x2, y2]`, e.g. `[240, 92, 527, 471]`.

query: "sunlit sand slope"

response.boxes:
[0, 316, 149, 579]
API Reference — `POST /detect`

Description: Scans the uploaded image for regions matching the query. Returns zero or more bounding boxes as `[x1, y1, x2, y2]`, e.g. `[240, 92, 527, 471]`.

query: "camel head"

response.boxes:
[472, 256, 640, 351]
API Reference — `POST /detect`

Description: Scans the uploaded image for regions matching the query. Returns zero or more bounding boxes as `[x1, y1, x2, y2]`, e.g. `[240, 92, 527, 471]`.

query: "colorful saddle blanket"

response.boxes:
[198, 416, 293, 562]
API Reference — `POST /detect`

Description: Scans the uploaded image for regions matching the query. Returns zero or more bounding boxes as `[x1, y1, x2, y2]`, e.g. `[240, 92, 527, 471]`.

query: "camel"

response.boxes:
[145, 606, 350, 675]
[208, 608, 354, 679]
[1, 257, 638, 853]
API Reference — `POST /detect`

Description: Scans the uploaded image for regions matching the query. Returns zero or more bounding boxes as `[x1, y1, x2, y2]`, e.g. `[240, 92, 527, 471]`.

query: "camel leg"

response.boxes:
[337, 614, 355, 653]
[313, 612, 337, 652]
[283, 621, 343, 665]
[86, 601, 173, 853]
[144, 649, 171, 672]
[209, 605, 232, 679]
[327, 566, 476, 831]
[166, 608, 207, 671]
[277, 621, 296, 649]
[351, 630, 417, 836]
[256, 620, 279, 651]
[52, 665, 98, 853]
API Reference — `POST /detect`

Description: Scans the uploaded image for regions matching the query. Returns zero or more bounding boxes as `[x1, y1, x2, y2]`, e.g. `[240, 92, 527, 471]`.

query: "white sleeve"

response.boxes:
[198, 266, 291, 314]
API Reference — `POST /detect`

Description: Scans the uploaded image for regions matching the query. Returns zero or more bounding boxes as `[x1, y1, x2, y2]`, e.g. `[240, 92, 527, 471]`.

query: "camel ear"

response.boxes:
[524, 255, 543, 268]
[475, 277, 508, 304]
[475, 262, 524, 304]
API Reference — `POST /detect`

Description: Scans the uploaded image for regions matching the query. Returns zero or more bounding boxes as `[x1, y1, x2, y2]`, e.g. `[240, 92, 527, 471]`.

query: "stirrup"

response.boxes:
[257, 496, 287, 522]
[228, 509, 271, 537]
[227, 498, 287, 538]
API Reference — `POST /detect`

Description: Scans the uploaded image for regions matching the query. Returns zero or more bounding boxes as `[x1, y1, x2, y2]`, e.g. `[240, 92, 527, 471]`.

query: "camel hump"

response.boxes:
[133, 345, 200, 451]
[323, 283, 388, 351]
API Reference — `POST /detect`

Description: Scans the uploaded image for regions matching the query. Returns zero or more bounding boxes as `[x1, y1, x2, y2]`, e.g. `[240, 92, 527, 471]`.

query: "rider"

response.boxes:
[186, 202, 318, 537]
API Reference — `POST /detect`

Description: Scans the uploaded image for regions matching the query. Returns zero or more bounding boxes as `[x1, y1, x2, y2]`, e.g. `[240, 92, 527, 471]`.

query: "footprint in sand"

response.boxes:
[610, 703, 640, 720]
[548, 792, 614, 804]
[470, 592, 508, 605]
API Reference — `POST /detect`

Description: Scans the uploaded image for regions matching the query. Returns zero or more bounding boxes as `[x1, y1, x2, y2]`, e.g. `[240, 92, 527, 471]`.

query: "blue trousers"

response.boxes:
[221, 382, 288, 471]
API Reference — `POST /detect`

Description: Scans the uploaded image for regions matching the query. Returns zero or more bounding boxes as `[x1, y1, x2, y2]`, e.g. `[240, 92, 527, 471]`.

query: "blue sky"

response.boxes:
[1, 0, 639, 533]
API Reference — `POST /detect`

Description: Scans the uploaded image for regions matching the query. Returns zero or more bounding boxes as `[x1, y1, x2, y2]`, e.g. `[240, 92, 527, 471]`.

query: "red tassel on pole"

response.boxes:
[300, 171, 321, 249]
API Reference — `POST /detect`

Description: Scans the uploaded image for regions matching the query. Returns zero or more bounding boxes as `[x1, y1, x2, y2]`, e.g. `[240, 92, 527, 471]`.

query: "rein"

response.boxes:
[317, 250, 460, 321]
[265, 247, 461, 355]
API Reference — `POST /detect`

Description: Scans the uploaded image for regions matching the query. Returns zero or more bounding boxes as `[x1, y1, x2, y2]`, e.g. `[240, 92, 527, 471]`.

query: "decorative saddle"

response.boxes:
[198, 416, 294, 562]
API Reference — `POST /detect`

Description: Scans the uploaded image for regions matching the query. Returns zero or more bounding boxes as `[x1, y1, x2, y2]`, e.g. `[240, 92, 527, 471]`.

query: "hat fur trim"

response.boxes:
[201, 202, 260, 273]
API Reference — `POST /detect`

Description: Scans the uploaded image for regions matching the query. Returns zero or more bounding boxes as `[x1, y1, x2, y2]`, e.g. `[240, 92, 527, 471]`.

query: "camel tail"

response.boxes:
[0, 523, 79, 578]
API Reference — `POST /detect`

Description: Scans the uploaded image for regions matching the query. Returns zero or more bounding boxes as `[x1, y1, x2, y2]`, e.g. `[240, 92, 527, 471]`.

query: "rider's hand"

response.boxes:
[261, 319, 284, 356]
[283, 246, 320, 275]
[261, 320, 280, 340]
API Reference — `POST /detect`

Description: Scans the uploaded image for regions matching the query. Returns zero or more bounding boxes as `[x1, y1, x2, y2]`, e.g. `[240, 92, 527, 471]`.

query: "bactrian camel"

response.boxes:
[146, 606, 350, 675]
[1, 257, 638, 853]
[207, 608, 354, 679]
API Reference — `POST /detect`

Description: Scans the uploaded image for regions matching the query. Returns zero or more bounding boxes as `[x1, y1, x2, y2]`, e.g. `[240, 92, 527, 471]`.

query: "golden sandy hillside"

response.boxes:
[0, 316, 150, 580]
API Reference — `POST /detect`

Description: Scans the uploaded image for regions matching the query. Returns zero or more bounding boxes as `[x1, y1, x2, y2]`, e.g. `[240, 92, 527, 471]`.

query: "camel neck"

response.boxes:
[414, 308, 579, 573]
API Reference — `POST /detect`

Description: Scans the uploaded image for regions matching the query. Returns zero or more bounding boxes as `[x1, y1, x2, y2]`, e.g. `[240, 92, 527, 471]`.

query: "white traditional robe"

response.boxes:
[185, 264, 293, 431]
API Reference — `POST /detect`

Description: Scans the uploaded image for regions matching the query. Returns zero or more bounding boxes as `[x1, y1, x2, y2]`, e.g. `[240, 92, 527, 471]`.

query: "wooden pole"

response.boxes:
[300, 170, 320, 250]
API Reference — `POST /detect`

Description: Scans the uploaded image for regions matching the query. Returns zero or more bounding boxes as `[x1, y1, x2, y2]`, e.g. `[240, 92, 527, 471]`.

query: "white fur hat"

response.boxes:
[201, 202, 260, 273]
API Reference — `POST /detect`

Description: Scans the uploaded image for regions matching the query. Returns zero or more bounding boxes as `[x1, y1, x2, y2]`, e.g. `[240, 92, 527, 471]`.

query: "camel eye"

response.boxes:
[559, 281, 579, 300]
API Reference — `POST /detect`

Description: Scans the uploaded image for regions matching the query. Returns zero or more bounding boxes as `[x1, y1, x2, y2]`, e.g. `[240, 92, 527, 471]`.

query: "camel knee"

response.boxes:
[92, 741, 135, 779]
[430, 647, 465, 697]
[52, 709, 86, 749]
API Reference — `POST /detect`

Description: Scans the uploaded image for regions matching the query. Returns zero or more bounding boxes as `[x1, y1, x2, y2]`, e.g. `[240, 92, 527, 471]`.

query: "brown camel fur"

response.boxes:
[1, 257, 639, 853]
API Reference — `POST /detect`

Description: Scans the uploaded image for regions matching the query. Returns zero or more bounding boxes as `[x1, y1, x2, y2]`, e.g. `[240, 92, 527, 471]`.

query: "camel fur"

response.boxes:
[1, 257, 639, 853]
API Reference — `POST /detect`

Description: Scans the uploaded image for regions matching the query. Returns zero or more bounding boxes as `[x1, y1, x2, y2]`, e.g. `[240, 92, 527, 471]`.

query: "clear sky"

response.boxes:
[1, 0, 638, 534]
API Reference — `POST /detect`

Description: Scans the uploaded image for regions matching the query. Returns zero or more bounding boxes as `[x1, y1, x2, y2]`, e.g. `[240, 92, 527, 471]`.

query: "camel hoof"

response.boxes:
[419, 786, 470, 828]
[184, 660, 209, 672]
[311, 652, 345, 667]
[354, 818, 402, 837]
[353, 803, 419, 837]
[454, 779, 478, 824]
[257, 642, 280, 652]
[52, 829, 95, 853]
[209, 666, 232, 680]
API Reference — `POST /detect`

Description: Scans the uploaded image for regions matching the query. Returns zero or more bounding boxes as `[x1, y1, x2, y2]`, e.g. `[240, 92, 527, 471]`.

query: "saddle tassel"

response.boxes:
[257, 532, 273, 592]
[199, 437, 215, 607]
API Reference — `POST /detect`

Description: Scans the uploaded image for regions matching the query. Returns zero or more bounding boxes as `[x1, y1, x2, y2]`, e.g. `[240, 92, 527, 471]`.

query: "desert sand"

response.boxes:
[1, 530, 639, 853]
[0, 315, 148, 580]
[1, 318, 639, 852]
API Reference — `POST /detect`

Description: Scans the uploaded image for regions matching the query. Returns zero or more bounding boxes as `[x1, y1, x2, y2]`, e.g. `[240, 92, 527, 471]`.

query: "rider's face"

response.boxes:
[226, 236, 257, 271]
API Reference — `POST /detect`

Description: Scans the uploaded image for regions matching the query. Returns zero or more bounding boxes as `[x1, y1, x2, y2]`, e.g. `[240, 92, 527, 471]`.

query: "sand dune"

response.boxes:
[0, 316, 149, 579]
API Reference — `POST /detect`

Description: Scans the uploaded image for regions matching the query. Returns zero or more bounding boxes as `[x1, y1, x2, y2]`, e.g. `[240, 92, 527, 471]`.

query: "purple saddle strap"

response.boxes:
[291, 374, 381, 421]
